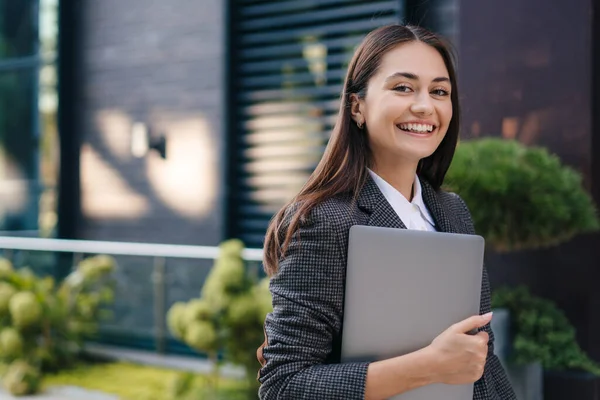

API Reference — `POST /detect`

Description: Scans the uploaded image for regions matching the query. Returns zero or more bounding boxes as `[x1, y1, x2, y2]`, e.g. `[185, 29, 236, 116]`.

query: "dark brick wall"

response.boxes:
[459, 0, 592, 183]
[76, 0, 226, 246]
[73, 0, 228, 344]
[458, 0, 600, 361]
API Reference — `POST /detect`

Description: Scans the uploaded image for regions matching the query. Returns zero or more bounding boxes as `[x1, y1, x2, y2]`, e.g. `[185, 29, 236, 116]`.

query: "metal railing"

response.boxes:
[0, 236, 264, 354]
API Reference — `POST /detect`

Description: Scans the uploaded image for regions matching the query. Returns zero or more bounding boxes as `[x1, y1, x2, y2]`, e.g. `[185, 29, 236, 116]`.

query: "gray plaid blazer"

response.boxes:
[257, 175, 516, 400]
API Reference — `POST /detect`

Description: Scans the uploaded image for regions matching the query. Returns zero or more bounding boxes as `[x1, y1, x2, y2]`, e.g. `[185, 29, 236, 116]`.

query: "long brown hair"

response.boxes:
[263, 24, 461, 275]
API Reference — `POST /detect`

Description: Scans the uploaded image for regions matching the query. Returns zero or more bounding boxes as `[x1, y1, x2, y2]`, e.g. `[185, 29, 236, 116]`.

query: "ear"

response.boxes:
[349, 93, 364, 124]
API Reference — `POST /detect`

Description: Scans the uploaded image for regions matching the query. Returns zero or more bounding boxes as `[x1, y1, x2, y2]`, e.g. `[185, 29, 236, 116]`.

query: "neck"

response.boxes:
[371, 158, 419, 202]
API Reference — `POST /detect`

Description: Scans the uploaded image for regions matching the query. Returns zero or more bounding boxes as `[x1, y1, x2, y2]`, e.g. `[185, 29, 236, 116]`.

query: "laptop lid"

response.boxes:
[341, 225, 485, 400]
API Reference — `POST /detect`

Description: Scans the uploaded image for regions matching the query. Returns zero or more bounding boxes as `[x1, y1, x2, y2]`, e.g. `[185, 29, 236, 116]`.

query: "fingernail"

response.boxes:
[483, 312, 493, 319]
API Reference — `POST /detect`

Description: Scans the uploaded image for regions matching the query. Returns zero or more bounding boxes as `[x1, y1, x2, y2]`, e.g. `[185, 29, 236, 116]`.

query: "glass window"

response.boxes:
[0, 0, 59, 236]
[0, 69, 37, 231]
[0, 0, 38, 59]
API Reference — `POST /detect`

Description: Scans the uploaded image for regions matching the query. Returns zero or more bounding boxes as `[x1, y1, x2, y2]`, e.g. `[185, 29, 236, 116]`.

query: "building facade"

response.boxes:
[2, 0, 599, 359]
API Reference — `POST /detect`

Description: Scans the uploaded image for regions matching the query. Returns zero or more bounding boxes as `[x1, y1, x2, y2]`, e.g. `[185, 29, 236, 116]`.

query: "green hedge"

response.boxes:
[445, 138, 599, 251]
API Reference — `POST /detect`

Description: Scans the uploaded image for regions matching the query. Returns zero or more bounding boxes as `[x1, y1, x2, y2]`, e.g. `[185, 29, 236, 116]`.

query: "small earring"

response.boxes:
[357, 120, 363, 129]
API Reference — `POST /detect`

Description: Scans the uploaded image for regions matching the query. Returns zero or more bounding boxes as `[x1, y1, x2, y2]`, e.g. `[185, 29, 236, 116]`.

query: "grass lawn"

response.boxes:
[43, 361, 253, 400]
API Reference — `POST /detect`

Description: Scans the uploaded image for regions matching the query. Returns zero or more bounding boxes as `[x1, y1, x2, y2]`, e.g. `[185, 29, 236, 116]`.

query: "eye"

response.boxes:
[431, 88, 450, 96]
[393, 84, 413, 93]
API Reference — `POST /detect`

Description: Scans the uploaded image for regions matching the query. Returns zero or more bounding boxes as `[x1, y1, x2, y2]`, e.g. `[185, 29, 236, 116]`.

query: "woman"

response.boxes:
[256, 24, 516, 400]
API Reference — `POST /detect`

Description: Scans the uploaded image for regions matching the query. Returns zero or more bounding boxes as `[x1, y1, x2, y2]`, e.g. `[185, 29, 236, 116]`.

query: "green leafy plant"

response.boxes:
[0, 255, 116, 395]
[167, 239, 272, 399]
[492, 286, 600, 375]
[445, 138, 599, 252]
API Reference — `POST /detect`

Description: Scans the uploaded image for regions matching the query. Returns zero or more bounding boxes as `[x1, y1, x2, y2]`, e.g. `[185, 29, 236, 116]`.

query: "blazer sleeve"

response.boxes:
[258, 212, 370, 399]
[454, 194, 517, 400]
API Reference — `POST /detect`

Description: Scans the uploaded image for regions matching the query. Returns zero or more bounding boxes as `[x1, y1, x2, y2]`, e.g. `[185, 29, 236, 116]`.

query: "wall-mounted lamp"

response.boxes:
[130, 122, 167, 159]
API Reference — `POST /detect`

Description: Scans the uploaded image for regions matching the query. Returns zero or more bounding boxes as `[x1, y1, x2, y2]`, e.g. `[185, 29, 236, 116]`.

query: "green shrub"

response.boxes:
[0, 282, 17, 315]
[492, 286, 600, 375]
[167, 239, 272, 399]
[445, 138, 599, 251]
[0, 328, 23, 358]
[0, 255, 116, 395]
[3, 360, 41, 395]
[167, 371, 195, 399]
[9, 291, 42, 329]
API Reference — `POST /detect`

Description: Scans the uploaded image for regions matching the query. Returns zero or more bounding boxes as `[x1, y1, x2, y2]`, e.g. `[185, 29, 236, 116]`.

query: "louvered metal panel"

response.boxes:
[228, 0, 404, 248]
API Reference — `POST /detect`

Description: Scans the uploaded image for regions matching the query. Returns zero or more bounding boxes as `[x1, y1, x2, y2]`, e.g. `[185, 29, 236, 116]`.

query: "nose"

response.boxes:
[410, 93, 434, 116]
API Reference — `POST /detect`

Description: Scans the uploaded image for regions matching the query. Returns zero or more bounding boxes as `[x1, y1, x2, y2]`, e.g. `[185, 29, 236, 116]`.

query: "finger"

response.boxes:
[451, 312, 493, 334]
[475, 331, 489, 346]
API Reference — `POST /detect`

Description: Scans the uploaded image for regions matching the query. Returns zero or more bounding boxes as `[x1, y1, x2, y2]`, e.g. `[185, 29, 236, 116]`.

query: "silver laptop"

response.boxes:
[341, 225, 485, 400]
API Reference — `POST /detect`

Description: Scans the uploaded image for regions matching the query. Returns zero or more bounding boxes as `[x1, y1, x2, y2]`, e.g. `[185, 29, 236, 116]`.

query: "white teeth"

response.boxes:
[399, 123, 434, 133]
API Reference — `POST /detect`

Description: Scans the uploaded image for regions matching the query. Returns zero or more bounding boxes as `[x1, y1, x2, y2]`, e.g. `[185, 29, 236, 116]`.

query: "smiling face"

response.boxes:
[351, 40, 453, 169]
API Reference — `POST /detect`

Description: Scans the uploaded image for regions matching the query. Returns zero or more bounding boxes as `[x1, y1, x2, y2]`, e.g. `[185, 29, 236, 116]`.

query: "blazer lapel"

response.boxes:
[356, 174, 461, 233]
[357, 175, 406, 229]
[419, 177, 456, 233]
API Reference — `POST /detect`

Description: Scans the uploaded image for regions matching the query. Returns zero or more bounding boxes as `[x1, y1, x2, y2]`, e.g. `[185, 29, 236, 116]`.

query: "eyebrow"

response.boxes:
[385, 72, 451, 84]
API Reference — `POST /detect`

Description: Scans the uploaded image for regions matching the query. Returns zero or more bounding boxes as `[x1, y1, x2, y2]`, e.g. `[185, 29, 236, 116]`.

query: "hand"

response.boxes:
[427, 312, 493, 385]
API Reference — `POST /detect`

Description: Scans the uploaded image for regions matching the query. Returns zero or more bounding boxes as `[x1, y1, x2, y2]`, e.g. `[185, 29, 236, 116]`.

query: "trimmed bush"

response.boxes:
[0, 255, 116, 395]
[167, 239, 272, 399]
[445, 138, 599, 251]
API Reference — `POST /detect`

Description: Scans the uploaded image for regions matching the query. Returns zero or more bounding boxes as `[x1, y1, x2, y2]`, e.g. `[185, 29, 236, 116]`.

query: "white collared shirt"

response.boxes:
[368, 169, 437, 232]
